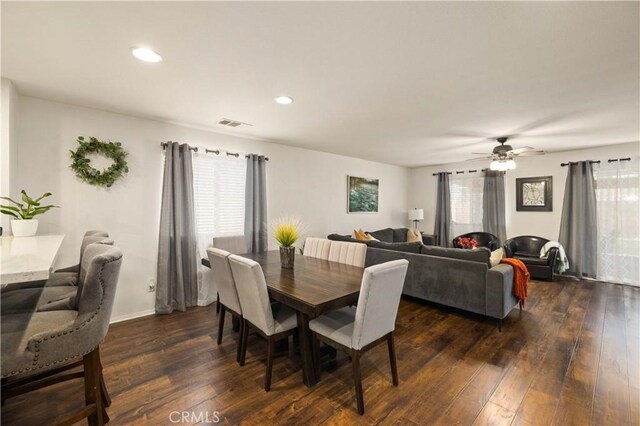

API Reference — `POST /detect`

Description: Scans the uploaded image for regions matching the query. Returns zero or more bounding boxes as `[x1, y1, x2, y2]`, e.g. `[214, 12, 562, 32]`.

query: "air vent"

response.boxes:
[218, 118, 252, 128]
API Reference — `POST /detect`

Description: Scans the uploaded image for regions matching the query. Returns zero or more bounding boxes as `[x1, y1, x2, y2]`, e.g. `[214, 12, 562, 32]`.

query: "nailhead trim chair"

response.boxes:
[1, 243, 123, 425]
[309, 259, 409, 414]
[1, 239, 114, 315]
[228, 255, 298, 391]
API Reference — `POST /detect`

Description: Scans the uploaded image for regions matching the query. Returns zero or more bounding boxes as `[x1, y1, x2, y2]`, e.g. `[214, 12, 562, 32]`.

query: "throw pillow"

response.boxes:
[364, 232, 379, 241]
[354, 229, 377, 241]
[490, 248, 504, 268]
[407, 229, 421, 243]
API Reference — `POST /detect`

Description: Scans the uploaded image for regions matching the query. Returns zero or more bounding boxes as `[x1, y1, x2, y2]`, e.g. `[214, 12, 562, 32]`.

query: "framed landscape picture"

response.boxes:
[516, 176, 553, 211]
[348, 175, 379, 213]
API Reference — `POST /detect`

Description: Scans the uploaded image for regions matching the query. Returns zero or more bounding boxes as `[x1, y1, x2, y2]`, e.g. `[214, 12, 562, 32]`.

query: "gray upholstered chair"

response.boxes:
[309, 259, 409, 414]
[1, 243, 123, 425]
[303, 237, 332, 260]
[1, 239, 114, 315]
[228, 254, 298, 391]
[211, 235, 247, 315]
[328, 241, 367, 267]
[207, 247, 244, 363]
[1, 232, 110, 293]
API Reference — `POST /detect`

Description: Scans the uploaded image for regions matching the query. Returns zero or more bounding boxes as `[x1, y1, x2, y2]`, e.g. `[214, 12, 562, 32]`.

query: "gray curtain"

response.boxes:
[245, 154, 268, 253]
[156, 142, 198, 314]
[559, 161, 598, 279]
[482, 170, 506, 245]
[434, 172, 451, 247]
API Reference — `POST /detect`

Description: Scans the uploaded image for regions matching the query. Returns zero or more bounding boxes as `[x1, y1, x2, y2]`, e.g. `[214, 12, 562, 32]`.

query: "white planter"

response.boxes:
[11, 219, 39, 237]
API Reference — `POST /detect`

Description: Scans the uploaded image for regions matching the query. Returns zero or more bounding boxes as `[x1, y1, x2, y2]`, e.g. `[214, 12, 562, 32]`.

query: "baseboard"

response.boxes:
[110, 309, 155, 324]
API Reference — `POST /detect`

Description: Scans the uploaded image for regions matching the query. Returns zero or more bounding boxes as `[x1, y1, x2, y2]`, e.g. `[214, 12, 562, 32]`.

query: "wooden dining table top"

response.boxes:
[202, 250, 364, 317]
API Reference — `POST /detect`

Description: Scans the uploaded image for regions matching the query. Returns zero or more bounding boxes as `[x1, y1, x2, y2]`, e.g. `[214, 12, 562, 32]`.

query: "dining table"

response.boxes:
[202, 250, 364, 387]
[0, 234, 65, 286]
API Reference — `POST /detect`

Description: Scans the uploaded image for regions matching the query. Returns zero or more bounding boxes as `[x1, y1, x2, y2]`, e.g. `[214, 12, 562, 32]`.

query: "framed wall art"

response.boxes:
[516, 176, 553, 211]
[347, 175, 379, 213]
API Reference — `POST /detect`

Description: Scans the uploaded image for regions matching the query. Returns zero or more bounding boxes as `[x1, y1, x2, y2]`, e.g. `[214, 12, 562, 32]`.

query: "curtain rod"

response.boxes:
[561, 158, 632, 166]
[432, 169, 487, 176]
[204, 148, 269, 161]
[160, 142, 198, 152]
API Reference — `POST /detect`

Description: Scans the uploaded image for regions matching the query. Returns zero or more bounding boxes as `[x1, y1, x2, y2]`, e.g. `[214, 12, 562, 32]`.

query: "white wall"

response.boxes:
[410, 142, 640, 242]
[0, 78, 19, 233]
[14, 95, 409, 321]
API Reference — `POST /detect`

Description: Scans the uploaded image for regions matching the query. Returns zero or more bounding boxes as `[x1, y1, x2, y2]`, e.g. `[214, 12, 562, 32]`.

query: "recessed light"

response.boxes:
[274, 96, 294, 105]
[131, 47, 163, 63]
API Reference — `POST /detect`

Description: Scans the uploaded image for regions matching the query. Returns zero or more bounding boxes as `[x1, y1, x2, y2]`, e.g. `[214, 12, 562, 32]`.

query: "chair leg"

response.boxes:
[265, 336, 275, 392]
[236, 316, 244, 364]
[217, 305, 226, 345]
[100, 373, 111, 407]
[83, 348, 105, 426]
[387, 334, 399, 386]
[216, 293, 220, 314]
[351, 350, 365, 415]
[239, 319, 248, 366]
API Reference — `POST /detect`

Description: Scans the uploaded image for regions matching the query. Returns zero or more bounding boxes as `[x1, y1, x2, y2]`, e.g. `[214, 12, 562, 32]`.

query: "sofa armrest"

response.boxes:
[546, 247, 559, 267]
[485, 263, 518, 320]
[421, 233, 437, 246]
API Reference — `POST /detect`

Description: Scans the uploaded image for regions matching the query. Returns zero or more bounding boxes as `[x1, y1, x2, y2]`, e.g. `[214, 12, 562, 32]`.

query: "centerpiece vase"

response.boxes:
[280, 246, 295, 269]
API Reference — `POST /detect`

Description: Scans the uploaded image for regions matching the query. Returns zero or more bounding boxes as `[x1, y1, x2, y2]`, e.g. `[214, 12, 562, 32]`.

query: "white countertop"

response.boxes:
[0, 235, 65, 285]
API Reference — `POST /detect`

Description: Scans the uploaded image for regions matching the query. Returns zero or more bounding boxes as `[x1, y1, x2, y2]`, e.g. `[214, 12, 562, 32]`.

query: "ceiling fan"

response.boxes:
[470, 136, 545, 170]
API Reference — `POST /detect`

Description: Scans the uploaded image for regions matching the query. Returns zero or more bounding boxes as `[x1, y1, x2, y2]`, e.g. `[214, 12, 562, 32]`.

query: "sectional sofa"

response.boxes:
[328, 228, 518, 326]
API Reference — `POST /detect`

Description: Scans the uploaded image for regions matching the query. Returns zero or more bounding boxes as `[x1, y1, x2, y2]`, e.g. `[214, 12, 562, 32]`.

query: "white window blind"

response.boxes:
[192, 153, 246, 237]
[450, 175, 484, 239]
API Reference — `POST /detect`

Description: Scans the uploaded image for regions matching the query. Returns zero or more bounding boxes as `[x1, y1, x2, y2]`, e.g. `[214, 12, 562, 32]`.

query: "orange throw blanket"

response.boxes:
[500, 258, 530, 308]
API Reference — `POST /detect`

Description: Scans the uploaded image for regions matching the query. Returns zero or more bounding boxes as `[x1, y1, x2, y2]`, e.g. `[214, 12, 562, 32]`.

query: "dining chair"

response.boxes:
[1, 239, 114, 315]
[328, 241, 367, 268]
[228, 254, 298, 391]
[308, 259, 409, 414]
[211, 235, 247, 315]
[52, 230, 109, 274]
[206, 247, 244, 363]
[303, 237, 332, 260]
[1, 243, 123, 425]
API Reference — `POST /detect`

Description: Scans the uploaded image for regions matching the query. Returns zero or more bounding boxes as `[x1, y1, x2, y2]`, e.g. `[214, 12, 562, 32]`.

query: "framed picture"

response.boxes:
[516, 176, 553, 211]
[348, 175, 379, 213]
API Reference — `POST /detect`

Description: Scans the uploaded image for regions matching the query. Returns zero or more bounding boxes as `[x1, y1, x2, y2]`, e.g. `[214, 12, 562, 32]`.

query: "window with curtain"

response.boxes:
[450, 175, 484, 238]
[192, 153, 246, 237]
[594, 162, 639, 286]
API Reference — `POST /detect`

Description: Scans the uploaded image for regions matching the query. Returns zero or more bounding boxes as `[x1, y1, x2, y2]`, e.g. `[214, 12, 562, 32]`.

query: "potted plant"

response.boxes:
[272, 215, 302, 269]
[0, 190, 59, 237]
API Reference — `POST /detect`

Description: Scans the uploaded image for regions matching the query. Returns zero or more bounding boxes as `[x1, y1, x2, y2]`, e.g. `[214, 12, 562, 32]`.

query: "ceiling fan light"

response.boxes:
[489, 160, 501, 171]
[505, 159, 516, 170]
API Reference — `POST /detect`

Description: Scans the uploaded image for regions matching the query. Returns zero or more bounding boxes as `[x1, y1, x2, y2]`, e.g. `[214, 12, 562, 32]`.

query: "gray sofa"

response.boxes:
[363, 245, 517, 326]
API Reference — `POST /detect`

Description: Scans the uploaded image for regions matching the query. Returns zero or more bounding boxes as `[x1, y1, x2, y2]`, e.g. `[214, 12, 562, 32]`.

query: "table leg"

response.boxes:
[296, 311, 317, 387]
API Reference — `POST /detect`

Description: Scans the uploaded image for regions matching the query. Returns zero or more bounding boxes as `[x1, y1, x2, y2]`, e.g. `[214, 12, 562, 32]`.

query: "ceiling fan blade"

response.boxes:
[466, 156, 492, 161]
[516, 150, 546, 157]
[508, 146, 535, 155]
[471, 152, 492, 155]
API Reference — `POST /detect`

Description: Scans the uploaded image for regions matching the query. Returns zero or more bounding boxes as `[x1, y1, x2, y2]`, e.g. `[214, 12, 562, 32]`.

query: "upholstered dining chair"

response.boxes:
[206, 247, 244, 363]
[309, 259, 409, 414]
[211, 235, 247, 315]
[1, 243, 123, 426]
[1, 232, 110, 293]
[328, 241, 367, 268]
[1, 239, 115, 315]
[303, 237, 332, 260]
[228, 255, 298, 391]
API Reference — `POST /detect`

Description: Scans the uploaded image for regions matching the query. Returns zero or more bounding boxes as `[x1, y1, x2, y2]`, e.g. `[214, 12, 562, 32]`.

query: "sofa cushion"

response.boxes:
[420, 245, 491, 266]
[327, 234, 363, 243]
[368, 228, 394, 242]
[392, 228, 409, 242]
[367, 241, 422, 254]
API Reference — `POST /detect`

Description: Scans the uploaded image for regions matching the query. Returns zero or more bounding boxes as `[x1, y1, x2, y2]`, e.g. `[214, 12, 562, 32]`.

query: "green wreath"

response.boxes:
[69, 136, 129, 187]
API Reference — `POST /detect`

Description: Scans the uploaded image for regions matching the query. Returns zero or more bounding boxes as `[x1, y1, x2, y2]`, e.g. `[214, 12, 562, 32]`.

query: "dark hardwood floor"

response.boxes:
[2, 279, 638, 425]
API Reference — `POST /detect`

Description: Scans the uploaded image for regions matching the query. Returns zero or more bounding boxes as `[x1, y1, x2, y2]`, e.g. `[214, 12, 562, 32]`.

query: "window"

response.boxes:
[594, 163, 639, 286]
[450, 175, 484, 239]
[192, 153, 246, 237]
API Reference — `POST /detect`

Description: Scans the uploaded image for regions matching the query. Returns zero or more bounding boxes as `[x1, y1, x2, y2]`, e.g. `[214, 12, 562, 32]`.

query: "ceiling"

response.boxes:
[2, 2, 638, 167]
